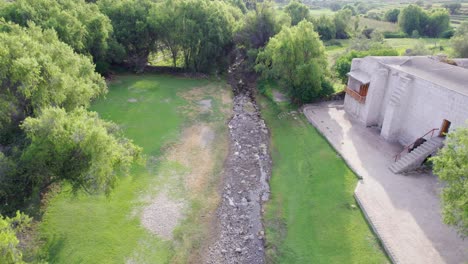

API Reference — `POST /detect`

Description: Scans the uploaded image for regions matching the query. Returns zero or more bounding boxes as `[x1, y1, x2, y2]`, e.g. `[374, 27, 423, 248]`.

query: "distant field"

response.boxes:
[309, 8, 335, 17]
[358, 17, 399, 32]
[385, 38, 452, 55]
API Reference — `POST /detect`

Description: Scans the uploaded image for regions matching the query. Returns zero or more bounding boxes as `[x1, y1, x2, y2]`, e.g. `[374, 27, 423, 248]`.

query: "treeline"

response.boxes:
[0, 0, 242, 73]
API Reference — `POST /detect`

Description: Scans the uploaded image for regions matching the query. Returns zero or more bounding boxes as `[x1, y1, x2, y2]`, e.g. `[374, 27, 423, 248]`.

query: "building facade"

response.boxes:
[344, 56, 468, 145]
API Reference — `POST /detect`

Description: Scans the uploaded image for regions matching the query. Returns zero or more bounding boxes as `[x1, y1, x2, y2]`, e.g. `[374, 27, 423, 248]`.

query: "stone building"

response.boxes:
[344, 56, 468, 173]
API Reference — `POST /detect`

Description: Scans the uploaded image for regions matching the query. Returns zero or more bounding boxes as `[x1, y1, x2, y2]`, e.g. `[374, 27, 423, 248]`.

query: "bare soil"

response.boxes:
[204, 50, 272, 264]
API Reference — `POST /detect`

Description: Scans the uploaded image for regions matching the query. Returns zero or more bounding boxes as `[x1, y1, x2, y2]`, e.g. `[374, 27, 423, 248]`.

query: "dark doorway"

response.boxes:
[439, 119, 451, 137]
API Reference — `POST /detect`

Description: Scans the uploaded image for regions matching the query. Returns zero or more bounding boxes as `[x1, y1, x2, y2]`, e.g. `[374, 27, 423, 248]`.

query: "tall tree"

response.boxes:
[424, 9, 450, 37]
[98, 0, 158, 72]
[0, 21, 106, 140]
[385, 8, 400, 23]
[431, 126, 468, 237]
[452, 21, 468, 58]
[284, 0, 310, 26]
[334, 9, 352, 39]
[169, 0, 237, 72]
[313, 15, 336, 41]
[236, 0, 289, 50]
[398, 5, 428, 36]
[21, 107, 141, 195]
[0, 0, 112, 71]
[255, 20, 330, 103]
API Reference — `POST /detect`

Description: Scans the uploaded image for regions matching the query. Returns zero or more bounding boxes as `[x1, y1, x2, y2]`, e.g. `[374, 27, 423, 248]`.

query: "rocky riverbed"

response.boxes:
[205, 51, 272, 263]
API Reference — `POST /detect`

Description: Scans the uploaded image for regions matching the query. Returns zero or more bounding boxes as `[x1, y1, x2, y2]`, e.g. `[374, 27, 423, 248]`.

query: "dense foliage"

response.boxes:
[0, 22, 106, 142]
[431, 126, 468, 237]
[284, 0, 309, 26]
[256, 21, 331, 103]
[384, 8, 400, 23]
[21, 108, 141, 195]
[452, 22, 468, 58]
[0, 22, 138, 214]
[334, 48, 399, 83]
[398, 5, 450, 38]
[98, 0, 158, 71]
[0, 0, 112, 72]
[0, 211, 31, 264]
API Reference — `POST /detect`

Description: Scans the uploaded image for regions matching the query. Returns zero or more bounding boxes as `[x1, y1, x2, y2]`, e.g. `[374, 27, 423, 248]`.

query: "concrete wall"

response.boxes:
[344, 56, 468, 146]
[397, 78, 468, 145]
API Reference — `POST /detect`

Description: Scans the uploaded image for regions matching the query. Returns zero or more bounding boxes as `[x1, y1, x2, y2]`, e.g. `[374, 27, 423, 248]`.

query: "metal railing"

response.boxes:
[394, 128, 439, 162]
[345, 86, 366, 104]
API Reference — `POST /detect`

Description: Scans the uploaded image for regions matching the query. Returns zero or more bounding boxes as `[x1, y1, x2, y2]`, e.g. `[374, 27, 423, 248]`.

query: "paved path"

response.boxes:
[303, 101, 468, 264]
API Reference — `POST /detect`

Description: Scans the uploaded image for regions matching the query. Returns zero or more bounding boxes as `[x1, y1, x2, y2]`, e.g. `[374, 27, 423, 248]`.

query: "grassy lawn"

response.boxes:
[384, 38, 452, 55]
[259, 94, 388, 263]
[38, 74, 231, 263]
[358, 17, 399, 33]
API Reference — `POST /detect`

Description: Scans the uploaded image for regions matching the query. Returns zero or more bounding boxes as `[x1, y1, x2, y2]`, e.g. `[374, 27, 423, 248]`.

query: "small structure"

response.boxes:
[344, 56, 468, 173]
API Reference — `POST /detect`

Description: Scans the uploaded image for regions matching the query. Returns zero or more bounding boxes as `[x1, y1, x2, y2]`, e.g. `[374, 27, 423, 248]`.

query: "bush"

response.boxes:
[441, 28, 455, 39]
[383, 31, 408, 38]
[334, 48, 399, 83]
[256, 21, 330, 103]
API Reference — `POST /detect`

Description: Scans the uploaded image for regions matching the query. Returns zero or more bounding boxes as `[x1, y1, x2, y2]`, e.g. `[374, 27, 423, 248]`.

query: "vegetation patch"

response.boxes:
[37, 75, 232, 263]
[259, 93, 388, 263]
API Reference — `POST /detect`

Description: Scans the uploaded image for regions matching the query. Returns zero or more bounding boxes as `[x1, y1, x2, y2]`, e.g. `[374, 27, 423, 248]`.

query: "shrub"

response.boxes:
[383, 31, 408, 38]
[334, 48, 399, 83]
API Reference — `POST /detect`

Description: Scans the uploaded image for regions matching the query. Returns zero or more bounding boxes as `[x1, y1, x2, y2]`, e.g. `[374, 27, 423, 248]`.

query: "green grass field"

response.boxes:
[38, 75, 227, 263]
[260, 94, 388, 263]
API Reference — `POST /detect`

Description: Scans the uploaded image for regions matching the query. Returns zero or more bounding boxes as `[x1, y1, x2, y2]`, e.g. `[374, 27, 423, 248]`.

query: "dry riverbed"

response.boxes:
[205, 51, 272, 264]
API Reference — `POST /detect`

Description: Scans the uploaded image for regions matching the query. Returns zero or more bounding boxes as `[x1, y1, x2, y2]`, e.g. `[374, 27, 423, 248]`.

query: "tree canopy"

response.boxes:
[0, 21, 106, 139]
[431, 126, 468, 237]
[0, 21, 139, 215]
[452, 21, 468, 58]
[256, 20, 331, 103]
[284, 0, 310, 26]
[0, 0, 112, 70]
[98, 0, 158, 72]
[21, 107, 141, 195]
[398, 5, 451, 37]
[384, 8, 400, 23]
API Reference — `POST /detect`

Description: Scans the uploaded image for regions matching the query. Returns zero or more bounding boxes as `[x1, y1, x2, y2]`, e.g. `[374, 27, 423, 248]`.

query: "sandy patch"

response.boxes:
[141, 191, 185, 240]
[198, 99, 212, 112]
[166, 125, 216, 193]
[273, 89, 289, 103]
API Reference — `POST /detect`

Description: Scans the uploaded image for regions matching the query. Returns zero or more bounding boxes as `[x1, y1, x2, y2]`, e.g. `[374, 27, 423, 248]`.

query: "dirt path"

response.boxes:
[205, 51, 272, 263]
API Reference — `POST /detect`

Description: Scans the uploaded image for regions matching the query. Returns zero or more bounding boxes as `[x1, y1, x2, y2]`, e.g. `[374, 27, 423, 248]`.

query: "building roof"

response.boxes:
[347, 70, 371, 84]
[378, 56, 468, 96]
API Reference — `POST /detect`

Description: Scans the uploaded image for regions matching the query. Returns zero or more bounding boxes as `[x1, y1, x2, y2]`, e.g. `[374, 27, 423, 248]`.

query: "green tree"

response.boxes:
[255, 21, 330, 103]
[314, 15, 336, 41]
[236, 0, 288, 49]
[443, 3, 462, 15]
[0, 21, 106, 139]
[284, 0, 309, 26]
[385, 8, 400, 23]
[424, 9, 450, 37]
[21, 107, 141, 195]
[398, 5, 427, 36]
[0, 0, 112, 71]
[334, 9, 352, 39]
[334, 48, 398, 83]
[431, 126, 468, 237]
[98, 0, 158, 72]
[0, 211, 31, 264]
[452, 21, 468, 58]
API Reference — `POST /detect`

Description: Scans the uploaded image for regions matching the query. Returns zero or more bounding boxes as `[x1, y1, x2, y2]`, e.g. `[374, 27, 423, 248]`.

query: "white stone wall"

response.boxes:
[397, 78, 468, 145]
[344, 56, 468, 146]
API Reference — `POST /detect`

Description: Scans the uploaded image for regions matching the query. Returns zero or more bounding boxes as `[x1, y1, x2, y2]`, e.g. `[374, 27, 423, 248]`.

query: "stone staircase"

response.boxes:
[389, 137, 445, 174]
[389, 79, 410, 106]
